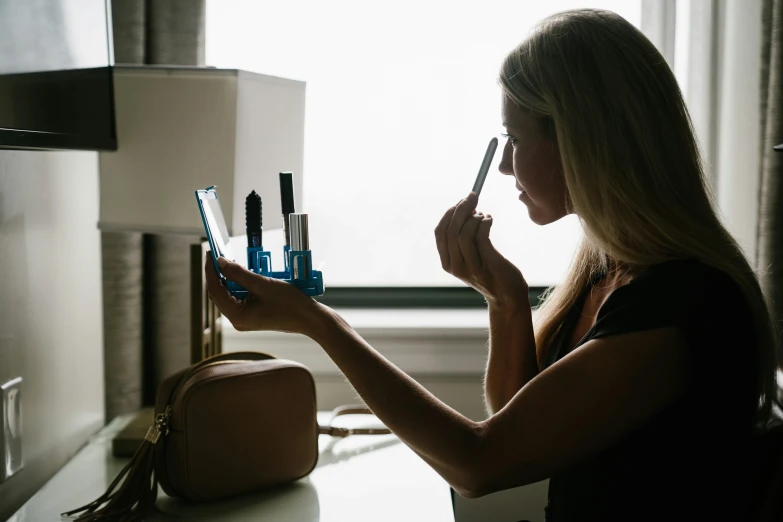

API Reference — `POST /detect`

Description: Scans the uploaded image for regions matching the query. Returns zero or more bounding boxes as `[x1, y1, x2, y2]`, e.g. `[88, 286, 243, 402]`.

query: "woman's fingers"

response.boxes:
[218, 256, 281, 300]
[434, 206, 457, 271]
[474, 214, 495, 268]
[446, 193, 478, 271]
[215, 256, 268, 292]
[204, 255, 240, 314]
[458, 213, 484, 272]
[435, 193, 489, 277]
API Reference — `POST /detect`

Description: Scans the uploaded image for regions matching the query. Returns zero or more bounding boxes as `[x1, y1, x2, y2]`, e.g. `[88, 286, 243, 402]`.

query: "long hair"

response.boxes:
[499, 8, 780, 427]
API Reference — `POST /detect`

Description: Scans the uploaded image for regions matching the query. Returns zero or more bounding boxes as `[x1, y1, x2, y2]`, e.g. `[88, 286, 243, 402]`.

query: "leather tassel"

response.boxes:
[61, 426, 161, 521]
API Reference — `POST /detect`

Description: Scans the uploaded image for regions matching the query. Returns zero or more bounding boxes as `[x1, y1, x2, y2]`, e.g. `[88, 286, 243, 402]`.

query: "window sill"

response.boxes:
[221, 308, 493, 376]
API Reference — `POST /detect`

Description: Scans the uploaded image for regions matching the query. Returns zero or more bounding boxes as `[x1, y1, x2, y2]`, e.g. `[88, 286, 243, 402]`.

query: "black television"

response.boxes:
[0, 0, 116, 151]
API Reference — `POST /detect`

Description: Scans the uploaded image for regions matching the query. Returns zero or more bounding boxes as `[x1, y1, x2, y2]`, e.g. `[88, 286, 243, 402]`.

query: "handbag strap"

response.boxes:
[318, 404, 392, 438]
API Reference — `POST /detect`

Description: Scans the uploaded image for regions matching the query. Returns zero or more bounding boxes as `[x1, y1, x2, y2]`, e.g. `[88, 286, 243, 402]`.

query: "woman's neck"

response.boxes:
[602, 259, 646, 288]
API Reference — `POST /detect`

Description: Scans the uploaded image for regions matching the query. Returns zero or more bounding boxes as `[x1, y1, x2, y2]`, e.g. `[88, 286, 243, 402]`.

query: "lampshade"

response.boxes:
[98, 65, 305, 236]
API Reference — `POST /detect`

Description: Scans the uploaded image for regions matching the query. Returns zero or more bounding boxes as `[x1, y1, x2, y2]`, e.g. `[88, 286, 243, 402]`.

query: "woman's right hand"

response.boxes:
[434, 192, 529, 310]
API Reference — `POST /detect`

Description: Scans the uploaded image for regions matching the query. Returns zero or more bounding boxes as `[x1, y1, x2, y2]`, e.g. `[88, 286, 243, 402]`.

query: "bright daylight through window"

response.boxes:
[206, 0, 642, 287]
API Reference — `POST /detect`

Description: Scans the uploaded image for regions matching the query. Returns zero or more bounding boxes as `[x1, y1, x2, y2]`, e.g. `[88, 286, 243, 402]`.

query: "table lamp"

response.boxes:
[99, 65, 305, 236]
[99, 65, 306, 456]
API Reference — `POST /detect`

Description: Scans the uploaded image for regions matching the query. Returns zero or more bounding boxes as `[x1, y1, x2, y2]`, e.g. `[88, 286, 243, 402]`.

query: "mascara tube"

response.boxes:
[246, 190, 263, 248]
[289, 213, 311, 280]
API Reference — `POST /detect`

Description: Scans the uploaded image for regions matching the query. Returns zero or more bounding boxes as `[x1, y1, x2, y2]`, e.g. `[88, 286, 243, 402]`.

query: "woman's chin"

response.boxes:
[525, 203, 568, 226]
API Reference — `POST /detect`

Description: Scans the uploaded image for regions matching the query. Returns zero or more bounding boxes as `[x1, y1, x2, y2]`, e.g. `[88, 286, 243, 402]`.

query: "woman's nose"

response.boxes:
[498, 140, 514, 176]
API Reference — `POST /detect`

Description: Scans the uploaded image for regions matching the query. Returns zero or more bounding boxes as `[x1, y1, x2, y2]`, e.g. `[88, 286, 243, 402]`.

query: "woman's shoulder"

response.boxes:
[593, 257, 750, 338]
[652, 258, 748, 308]
[624, 257, 743, 302]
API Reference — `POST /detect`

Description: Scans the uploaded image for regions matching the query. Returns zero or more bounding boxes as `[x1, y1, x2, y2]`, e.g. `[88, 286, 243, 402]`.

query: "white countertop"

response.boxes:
[9, 413, 455, 522]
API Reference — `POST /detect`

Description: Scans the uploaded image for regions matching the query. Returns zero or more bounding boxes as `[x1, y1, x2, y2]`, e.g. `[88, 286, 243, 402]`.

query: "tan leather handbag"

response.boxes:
[63, 351, 390, 521]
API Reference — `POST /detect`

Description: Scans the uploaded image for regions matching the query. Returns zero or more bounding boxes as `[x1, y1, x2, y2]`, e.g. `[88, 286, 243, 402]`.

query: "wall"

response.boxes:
[0, 149, 104, 520]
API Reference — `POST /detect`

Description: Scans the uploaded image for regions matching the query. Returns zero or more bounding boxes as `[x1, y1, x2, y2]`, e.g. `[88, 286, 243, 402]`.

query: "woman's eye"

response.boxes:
[502, 133, 518, 146]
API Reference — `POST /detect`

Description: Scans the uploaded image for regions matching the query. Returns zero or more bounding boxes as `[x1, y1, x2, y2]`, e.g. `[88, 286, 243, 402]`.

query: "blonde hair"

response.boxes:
[499, 8, 780, 427]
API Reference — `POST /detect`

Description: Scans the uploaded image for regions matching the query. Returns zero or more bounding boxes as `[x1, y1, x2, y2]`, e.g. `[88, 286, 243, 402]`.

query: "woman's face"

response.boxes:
[498, 96, 570, 225]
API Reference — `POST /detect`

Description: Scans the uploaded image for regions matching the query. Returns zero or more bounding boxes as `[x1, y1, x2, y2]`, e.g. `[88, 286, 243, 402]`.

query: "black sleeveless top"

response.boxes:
[541, 259, 759, 522]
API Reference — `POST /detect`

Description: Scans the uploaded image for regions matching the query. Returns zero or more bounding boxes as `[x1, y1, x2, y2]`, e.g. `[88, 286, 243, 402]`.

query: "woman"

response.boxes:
[207, 9, 780, 521]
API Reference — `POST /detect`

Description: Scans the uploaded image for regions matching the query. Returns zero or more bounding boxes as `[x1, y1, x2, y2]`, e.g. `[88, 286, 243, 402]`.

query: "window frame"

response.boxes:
[313, 2, 676, 309]
[314, 285, 549, 309]
[208, 1, 676, 308]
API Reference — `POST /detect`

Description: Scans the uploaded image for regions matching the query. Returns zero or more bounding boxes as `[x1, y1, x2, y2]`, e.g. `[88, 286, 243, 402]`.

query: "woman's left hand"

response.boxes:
[205, 255, 322, 335]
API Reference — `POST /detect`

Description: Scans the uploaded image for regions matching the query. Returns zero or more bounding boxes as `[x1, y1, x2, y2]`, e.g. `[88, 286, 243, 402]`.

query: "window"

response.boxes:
[206, 1, 642, 292]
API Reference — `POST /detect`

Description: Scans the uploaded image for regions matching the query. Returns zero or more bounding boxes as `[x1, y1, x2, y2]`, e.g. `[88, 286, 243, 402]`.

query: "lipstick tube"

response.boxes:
[290, 213, 309, 251]
[289, 213, 311, 280]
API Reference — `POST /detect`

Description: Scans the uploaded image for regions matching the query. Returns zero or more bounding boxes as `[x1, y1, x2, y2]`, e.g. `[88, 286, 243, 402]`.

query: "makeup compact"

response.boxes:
[195, 180, 324, 299]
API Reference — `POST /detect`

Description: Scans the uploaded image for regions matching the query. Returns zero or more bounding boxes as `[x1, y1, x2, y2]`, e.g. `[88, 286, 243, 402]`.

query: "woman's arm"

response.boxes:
[484, 301, 538, 415]
[431, 192, 536, 415]
[305, 303, 485, 494]
[208, 258, 690, 498]
[301, 297, 689, 498]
